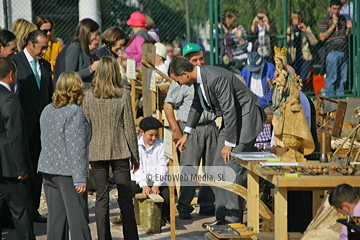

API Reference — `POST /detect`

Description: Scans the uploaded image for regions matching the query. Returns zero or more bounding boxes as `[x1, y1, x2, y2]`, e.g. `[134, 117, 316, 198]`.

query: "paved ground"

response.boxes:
[1, 187, 224, 240]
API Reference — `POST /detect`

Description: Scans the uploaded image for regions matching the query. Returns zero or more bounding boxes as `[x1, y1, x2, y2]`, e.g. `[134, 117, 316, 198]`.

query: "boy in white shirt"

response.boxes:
[132, 117, 170, 222]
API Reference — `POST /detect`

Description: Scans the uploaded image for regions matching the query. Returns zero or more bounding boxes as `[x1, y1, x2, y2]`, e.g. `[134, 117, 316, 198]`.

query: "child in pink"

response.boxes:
[126, 12, 156, 68]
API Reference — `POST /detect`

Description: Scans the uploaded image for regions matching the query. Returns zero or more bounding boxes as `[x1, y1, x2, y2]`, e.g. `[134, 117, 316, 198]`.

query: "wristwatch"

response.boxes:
[183, 132, 191, 136]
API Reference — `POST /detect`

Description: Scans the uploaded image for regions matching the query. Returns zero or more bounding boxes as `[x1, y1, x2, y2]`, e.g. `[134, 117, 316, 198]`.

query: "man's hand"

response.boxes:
[346, 20, 352, 29]
[221, 145, 232, 164]
[172, 127, 183, 143]
[132, 162, 140, 173]
[75, 184, 87, 194]
[151, 185, 160, 194]
[175, 134, 189, 153]
[142, 186, 151, 196]
[299, 23, 307, 32]
[18, 174, 28, 180]
[332, 14, 338, 26]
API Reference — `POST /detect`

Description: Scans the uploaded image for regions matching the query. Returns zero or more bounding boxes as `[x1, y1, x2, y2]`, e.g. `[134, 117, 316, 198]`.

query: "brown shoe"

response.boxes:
[110, 216, 122, 225]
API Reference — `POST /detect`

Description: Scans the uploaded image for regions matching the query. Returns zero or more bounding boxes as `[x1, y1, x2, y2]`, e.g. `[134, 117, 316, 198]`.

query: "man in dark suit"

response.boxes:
[170, 57, 266, 226]
[0, 57, 35, 239]
[13, 29, 53, 223]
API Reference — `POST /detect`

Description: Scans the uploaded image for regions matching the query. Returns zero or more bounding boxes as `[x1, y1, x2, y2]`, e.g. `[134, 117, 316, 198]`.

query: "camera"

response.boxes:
[258, 16, 264, 20]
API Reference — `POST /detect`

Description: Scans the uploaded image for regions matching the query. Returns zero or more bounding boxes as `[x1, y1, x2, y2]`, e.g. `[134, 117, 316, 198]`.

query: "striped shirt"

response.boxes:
[228, 25, 248, 59]
[319, 12, 348, 53]
[164, 81, 216, 123]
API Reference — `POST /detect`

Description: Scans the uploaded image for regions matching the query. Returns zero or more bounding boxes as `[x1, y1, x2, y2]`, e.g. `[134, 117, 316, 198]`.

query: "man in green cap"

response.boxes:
[164, 43, 216, 219]
[182, 43, 205, 66]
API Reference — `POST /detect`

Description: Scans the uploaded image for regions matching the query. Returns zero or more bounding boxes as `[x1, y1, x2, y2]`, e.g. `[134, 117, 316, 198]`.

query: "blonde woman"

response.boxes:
[33, 15, 63, 75]
[37, 72, 91, 240]
[11, 18, 37, 52]
[82, 56, 139, 240]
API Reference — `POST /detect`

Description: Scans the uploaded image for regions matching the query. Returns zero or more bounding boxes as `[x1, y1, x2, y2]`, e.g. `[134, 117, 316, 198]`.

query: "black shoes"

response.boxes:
[34, 213, 47, 223]
[201, 219, 230, 229]
[178, 212, 192, 219]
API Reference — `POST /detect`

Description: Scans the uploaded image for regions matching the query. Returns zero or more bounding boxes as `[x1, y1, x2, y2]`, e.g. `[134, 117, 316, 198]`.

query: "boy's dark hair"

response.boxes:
[139, 117, 163, 131]
[330, 0, 342, 7]
[329, 184, 360, 209]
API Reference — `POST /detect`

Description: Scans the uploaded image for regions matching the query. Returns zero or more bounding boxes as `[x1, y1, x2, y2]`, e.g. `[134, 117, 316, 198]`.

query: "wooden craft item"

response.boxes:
[316, 95, 347, 137]
[141, 59, 173, 83]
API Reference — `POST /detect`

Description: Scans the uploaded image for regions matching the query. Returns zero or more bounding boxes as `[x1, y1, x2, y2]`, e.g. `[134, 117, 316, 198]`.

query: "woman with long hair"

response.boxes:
[82, 56, 139, 240]
[38, 71, 91, 240]
[65, 18, 100, 88]
[11, 18, 37, 53]
[33, 15, 63, 75]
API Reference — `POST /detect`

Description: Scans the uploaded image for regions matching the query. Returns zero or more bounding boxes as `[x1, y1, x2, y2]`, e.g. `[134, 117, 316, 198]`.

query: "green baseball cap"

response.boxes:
[182, 43, 202, 56]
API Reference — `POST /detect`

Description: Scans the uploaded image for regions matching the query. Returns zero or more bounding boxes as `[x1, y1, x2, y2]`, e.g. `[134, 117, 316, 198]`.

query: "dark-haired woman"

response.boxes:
[65, 18, 100, 89]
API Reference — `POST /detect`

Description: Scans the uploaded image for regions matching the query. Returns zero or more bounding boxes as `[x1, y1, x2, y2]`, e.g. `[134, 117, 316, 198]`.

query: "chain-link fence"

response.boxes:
[1, 0, 358, 97]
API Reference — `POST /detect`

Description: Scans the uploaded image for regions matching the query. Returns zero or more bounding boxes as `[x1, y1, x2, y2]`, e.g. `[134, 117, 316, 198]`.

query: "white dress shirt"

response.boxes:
[24, 47, 42, 79]
[0, 81, 11, 92]
[132, 135, 169, 188]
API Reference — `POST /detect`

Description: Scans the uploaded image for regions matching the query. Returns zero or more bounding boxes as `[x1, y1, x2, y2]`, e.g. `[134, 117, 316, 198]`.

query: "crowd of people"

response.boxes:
[0, 0, 356, 239]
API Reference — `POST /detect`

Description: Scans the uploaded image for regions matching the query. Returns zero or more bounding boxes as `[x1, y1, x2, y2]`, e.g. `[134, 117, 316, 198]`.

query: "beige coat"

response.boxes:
[287, 26, 318, 63]
[82, 88, 140, 163]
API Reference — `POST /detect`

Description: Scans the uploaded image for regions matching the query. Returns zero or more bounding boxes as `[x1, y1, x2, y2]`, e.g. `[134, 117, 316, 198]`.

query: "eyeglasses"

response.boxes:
[41, 28, 52, 34]
[292, 10, 302, 15]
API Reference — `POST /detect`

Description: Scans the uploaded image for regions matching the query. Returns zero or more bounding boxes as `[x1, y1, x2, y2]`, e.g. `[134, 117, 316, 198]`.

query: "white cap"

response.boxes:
[155, 42, 166, 59]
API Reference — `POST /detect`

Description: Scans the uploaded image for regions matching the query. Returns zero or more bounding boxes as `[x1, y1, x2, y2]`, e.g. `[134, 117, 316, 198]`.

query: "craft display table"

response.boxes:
[235, 158, 360, 240]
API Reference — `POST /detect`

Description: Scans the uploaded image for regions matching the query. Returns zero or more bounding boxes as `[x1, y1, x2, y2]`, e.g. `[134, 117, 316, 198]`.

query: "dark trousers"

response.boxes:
[131, 181, 170, 219]
[43, 173, 91, 240]
[91, 160, 138, 240]
[210, 127, 256, 223]
[177, 121, 217, 214]
[29, 120, 43, 216]
[0, 177, 35, 240]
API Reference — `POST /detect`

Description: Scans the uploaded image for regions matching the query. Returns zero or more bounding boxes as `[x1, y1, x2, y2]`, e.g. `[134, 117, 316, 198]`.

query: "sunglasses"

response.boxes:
[41, 28, 52, 34]
[292, 10, 302, 15]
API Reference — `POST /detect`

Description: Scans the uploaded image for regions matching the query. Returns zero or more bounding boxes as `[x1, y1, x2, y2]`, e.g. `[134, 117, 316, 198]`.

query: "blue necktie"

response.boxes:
[196, 84, 212, 112]
[31, 60, 41, 89]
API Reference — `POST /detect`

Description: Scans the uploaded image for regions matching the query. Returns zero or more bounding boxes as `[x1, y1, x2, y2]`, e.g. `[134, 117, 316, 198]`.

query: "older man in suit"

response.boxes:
[13, 29, 53, 223]
[170, 57, 266, 226]
[0, 57, 35, 239]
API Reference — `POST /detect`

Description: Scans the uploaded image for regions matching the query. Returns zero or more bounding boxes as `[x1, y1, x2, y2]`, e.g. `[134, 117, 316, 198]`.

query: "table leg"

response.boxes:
[275, 186, 288, 240]
[247, 171, 259, 232]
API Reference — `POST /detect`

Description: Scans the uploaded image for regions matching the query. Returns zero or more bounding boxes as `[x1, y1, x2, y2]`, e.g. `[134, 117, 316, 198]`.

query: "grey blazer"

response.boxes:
[187, 66, 266, 144]
[65, 43, 93, 88]
[37, 104, 90, 184]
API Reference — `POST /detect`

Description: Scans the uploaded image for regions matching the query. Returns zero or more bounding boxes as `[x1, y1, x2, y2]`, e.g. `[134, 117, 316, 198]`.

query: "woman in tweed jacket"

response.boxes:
[38, 72, 91, 240]
[82, 56, 140, 240]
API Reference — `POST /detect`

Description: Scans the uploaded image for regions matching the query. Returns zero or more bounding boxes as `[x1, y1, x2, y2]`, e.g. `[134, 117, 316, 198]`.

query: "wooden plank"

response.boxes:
[254, 232, 303, 240]
[148, 193, 164, 203]
[141, 43, 156, 117]
[312, 190, 325, 218]
[248, 171, 260, 233]
[274, 186, 288, 240]
[135, 193, 147, 200]
[275, 175, 360, 188]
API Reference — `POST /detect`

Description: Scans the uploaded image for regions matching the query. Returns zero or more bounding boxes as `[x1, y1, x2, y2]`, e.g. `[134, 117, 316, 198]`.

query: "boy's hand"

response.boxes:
[142, 186, 151, 196]
[151, 185, 160, 194]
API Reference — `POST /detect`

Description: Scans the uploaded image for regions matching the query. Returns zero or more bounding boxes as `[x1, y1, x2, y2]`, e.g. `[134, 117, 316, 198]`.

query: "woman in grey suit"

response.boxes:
[65, 18, 100, 89]
[82, 56, 140, 240]
[37, 71, 91, 240]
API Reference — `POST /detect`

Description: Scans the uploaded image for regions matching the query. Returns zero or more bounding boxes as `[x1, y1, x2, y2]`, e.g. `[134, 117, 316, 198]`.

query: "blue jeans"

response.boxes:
[325, 51, 347, 96]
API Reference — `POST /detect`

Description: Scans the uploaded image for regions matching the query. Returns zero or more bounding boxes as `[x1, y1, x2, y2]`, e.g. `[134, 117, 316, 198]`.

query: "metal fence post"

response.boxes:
[209, 0, 214, 65]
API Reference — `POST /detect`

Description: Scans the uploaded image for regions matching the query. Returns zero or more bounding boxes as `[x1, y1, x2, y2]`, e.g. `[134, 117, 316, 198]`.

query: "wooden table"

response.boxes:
[236, 158, 360, 240]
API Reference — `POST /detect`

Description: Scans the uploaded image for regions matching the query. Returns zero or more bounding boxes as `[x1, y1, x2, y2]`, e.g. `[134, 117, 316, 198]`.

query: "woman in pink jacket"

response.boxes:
[125, 12, 156, 69]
